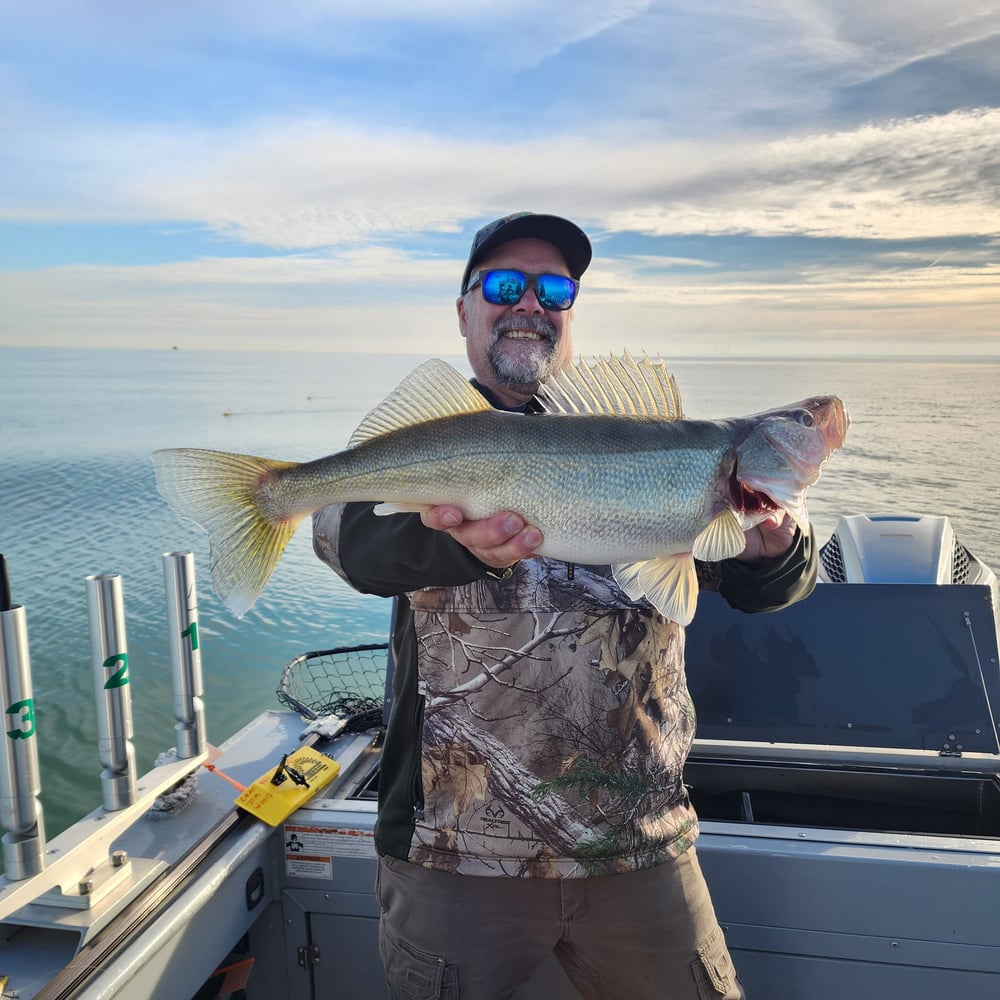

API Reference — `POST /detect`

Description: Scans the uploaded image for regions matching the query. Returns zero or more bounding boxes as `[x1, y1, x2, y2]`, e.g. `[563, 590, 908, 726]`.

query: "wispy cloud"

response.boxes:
[3, 245, 995, 355]
[605, 108, 1000, 240]
[4, 109, 995, 246]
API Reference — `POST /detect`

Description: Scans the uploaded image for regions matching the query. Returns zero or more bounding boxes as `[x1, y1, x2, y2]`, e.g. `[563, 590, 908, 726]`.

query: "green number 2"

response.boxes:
[103, 653, 130, 689]
[6, 698, 36, 740]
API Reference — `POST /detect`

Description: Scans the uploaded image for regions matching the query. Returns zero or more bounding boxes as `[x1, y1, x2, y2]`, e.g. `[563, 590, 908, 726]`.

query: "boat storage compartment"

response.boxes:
[684, 583, 1000, 836]
[682, 582, 1000, 999]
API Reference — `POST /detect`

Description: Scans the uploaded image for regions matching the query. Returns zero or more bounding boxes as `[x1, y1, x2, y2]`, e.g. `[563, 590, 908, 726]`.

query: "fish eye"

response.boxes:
[793, 408, 815, 427]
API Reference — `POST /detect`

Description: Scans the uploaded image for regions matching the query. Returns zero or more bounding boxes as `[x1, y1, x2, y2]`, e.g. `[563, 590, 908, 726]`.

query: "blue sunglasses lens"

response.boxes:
[481, 269, 527, 305]
[479, 270, 577, 310]
[535, 274, 577, 310]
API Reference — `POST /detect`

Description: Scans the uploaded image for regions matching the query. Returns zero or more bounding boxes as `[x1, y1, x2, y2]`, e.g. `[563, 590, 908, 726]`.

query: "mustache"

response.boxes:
[492, 314, 558, 340]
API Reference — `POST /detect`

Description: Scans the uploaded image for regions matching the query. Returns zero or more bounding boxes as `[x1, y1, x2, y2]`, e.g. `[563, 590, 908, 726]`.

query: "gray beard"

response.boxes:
[487, 315, 561, 394]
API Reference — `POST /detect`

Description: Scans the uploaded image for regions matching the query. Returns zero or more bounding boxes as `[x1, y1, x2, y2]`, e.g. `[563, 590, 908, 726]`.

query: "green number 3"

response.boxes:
[6, 698, 36, 740]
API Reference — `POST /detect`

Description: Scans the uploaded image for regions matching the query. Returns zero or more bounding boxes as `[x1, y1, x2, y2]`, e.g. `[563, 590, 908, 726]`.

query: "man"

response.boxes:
[313, 212, 816, 999]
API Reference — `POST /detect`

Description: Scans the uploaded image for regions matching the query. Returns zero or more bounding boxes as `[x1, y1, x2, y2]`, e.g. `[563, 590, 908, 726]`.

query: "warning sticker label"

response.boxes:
[286, 854, 333, 880]
[323, 827, 378, 859]
[283, 823, 378, 879]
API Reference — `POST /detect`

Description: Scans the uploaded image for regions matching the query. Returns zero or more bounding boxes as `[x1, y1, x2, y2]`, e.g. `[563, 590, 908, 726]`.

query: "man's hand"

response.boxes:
[421, 507, 543, 569]
[735, 511, 798, 563]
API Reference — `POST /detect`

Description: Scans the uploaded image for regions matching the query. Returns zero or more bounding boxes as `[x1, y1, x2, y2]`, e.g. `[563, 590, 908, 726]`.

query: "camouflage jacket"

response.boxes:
[313, 501, 816, 878]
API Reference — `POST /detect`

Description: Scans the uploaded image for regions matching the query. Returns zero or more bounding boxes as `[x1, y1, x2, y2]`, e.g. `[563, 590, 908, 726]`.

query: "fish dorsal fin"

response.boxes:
[348, 359, 491, 447]
[613, 553, 700, 626]
[534, 351, 683, 419]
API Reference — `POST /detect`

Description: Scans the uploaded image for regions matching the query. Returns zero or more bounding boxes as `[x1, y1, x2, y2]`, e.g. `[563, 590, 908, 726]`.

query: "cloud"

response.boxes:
[605, 108, 1000, 239]
[588, 254, 1000, 309]
[622, 255, 719, 270]
[4, 108, 996, 247]
[18, 247, 452, 288]
[4, 3, 998, 233]
[582, 2, 1000, 131]
[3, 242, 996, 355]
[3, 0, 654, 76]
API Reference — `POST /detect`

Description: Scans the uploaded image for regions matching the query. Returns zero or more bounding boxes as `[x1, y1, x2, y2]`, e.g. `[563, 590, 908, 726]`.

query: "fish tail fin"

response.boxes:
[151, 448, 302, 617]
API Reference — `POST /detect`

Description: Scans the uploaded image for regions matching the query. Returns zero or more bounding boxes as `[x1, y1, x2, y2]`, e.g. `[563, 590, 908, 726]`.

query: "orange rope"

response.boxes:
[202, 762, 247, 792]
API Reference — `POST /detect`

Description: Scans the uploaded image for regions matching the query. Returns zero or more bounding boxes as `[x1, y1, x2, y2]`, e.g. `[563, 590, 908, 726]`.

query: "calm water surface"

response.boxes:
[2, 347, 998, 839]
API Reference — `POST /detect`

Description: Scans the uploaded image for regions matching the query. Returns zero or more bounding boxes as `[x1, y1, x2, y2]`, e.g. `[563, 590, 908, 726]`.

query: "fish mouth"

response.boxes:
[729, 469, 810, 533]
[728, 472, 783, 518]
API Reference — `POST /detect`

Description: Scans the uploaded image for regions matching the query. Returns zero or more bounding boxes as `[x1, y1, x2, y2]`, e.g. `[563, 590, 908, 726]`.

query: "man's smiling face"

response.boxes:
[457, 237, 575, 408]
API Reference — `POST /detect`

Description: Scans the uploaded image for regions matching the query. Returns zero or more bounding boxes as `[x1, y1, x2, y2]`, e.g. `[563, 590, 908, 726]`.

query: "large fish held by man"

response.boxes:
[152, 354, 848, 625]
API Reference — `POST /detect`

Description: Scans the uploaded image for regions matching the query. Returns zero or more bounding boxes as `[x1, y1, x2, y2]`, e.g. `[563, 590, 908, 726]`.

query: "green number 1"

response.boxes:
[181, 622, 199, 651]
[6, 698, 36, 739]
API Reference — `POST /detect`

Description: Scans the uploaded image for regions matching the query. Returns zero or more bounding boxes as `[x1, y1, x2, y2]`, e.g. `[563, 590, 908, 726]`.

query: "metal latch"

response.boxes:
[298, 943, 321, 968]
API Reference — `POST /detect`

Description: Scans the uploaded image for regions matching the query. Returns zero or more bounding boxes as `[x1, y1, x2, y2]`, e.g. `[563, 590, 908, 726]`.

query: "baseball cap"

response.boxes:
[460, 212, 592, 294]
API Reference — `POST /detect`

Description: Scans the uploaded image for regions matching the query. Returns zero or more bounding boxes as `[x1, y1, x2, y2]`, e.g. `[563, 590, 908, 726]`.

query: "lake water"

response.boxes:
[2, 347, 998, 839]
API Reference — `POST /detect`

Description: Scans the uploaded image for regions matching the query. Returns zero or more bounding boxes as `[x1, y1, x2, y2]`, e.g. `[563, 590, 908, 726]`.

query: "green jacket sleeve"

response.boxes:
[716, 525, 818, 613]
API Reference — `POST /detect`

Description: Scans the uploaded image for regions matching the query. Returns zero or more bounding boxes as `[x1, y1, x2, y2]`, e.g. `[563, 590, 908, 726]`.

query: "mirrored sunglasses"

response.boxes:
[466, 269, 579, 311]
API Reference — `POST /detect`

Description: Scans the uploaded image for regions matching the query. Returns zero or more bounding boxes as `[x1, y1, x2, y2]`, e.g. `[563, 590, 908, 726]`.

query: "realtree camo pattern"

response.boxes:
[404, 556, 709, 877]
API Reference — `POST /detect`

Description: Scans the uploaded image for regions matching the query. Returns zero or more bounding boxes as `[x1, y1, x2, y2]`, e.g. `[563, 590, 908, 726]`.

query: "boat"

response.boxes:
[1, 512, 998, 999]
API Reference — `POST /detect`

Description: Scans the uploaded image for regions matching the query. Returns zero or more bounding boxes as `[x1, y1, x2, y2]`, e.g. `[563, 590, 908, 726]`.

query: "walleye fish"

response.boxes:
[152, 354, 848, 625]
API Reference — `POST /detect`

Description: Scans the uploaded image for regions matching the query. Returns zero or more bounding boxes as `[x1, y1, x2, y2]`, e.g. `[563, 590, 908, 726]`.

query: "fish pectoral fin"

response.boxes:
[373, 501, 434, 516]
[692, 509, 746, 561]
[612, 554, 699, 626]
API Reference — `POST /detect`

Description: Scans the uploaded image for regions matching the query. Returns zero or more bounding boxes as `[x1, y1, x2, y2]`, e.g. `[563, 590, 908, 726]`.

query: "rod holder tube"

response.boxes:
[85, 574, 136, 811]
[0, 604, 46, 879]
[163, 552, 206, 759]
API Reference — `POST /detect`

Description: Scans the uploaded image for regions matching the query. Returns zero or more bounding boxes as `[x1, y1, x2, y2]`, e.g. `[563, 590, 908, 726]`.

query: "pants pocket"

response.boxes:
[379, 920, 457, 1000]
[691, 924, 739, 998]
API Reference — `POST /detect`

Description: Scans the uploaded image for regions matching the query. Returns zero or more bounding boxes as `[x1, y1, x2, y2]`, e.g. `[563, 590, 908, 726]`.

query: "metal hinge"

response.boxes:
[298, 943, 321, 968]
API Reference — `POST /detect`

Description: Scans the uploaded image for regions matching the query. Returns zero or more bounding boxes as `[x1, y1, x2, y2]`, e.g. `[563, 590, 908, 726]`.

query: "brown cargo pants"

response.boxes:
[376, 848, 745, 999]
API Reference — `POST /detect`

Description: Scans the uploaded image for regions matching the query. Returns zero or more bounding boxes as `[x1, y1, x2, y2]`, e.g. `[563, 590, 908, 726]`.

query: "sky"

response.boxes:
[1, 1, 999, 357]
